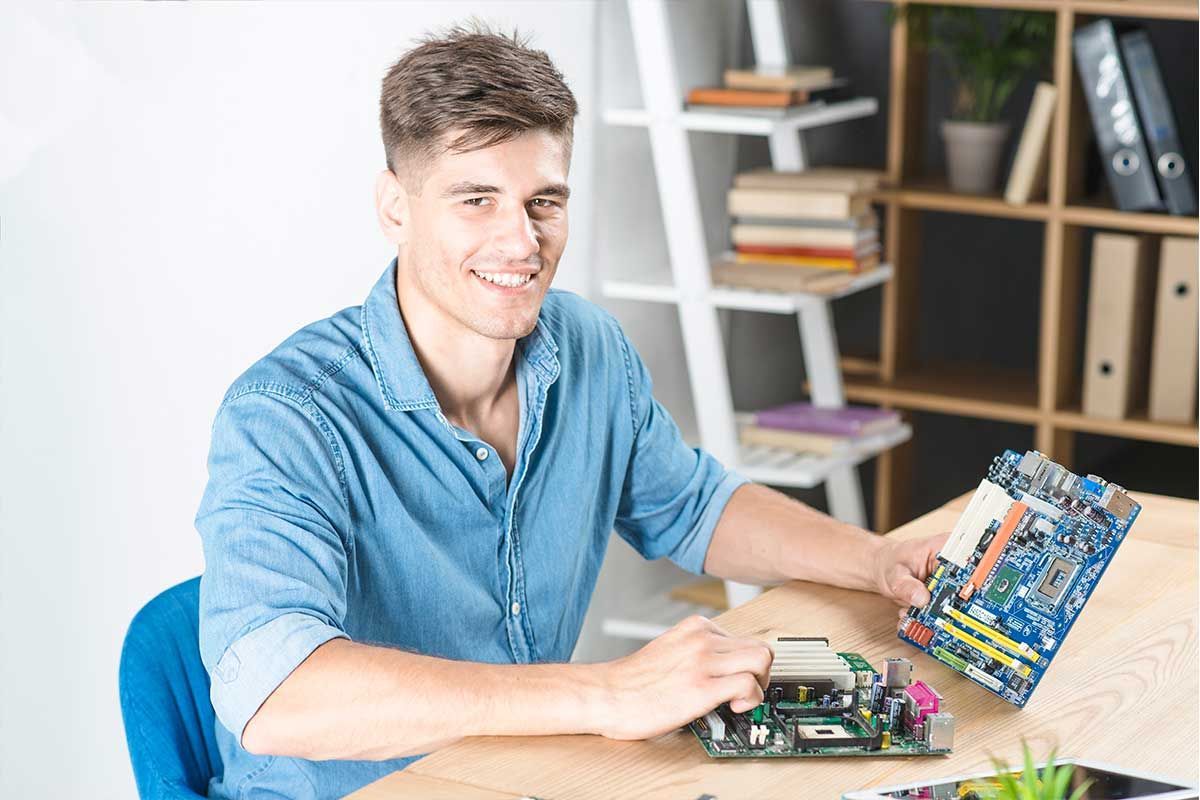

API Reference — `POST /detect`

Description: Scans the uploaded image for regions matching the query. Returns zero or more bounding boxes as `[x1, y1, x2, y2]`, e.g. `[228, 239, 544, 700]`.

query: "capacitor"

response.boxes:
[870, 682, 884, 710]
[887, 699, 902, 731]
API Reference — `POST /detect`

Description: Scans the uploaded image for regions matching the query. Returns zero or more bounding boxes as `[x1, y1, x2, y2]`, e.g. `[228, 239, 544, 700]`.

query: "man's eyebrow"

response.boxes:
[440, 181, 571, 200]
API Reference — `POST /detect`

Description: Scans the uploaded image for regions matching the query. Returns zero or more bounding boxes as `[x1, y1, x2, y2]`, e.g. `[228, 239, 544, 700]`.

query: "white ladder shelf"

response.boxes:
[600, 0, 910, 627]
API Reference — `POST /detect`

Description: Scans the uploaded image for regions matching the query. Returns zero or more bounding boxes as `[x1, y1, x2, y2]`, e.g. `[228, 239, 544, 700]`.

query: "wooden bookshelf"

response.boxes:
[868, 1, 1199, 531]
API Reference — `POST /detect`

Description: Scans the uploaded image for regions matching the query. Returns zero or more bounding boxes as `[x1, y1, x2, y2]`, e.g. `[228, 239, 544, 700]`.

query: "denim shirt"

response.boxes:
[195, 260, 748, 799]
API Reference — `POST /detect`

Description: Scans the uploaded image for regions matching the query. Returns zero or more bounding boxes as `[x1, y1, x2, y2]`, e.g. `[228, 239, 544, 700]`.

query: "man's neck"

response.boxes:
[394, 272, 516, 426]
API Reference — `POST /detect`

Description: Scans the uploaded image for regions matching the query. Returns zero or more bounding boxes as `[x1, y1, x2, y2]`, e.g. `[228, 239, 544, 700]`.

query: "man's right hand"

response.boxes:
[591, 614, 773, 741]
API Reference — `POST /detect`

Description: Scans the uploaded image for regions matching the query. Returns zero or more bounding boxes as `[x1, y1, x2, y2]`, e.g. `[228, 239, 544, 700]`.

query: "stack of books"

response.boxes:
[712, 167, 884, 294]
[739, 401, 902, 456]
[685, 65, 847, 116]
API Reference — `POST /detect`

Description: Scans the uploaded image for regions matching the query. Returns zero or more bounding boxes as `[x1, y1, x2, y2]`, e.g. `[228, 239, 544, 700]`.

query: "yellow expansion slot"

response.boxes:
[941, 622, 1033, 677]
[946, 607, 1042, 665]
[935, 565, 945, 578]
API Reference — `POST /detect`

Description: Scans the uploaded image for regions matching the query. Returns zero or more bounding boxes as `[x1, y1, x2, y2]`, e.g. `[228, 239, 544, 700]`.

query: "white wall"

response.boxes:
[0, 4, 603, 796]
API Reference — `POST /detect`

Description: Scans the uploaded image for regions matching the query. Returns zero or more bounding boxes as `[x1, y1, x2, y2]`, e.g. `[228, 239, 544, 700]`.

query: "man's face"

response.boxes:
[388, 128, 570, 341]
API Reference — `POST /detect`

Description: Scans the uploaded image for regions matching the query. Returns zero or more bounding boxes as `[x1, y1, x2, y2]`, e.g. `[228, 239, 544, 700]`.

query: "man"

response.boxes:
[196, 23, 945, 799]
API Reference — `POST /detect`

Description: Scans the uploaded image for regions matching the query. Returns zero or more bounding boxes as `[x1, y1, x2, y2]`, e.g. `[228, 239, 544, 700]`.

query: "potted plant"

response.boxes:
[890, 7, 1054, 193]
[955, 741, 1094, 800]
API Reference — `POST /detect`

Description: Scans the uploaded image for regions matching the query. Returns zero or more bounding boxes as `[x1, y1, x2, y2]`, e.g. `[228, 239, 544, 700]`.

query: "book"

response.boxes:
[723, 65, 835, 91]
[685, 87, 810, 108]
[733, 250, 880, 272]
[1147, 237, 1199, 422]
[711, 257, 862, 294]
[734, 242, 880, 260]
[754, 402, 900, 437]
[739, 424, 851, 456]
[727, 187, 869, 221]
[1004, 82, 1057, 205]
[731, 223, 876, 249]
[734, 167, 885, 194]
[1082, 232, 1159, 419]
[733, 209, 878, 229]
[1073, 20, 1163, 212]
[1120, 29, 1197, 216]
[683, 101, 824, 118]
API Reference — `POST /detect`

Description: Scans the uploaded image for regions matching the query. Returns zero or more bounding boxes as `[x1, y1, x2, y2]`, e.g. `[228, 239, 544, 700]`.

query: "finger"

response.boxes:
[708, 633, 771, 655]
[892, 573, 930, 608]
[676, 614, 713, 632]
[924, 533, 949, 573]
[706, 645, 774, 689]
[714, 673, 765, 713]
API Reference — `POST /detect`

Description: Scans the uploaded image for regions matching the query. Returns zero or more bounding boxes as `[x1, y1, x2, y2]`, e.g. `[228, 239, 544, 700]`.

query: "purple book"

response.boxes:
[753, 402, 900, 437]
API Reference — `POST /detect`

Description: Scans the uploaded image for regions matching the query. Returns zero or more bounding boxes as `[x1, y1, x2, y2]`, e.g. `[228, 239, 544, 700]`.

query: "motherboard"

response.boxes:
[688, 637, 954, 758]
[899, 449, 1140, 707]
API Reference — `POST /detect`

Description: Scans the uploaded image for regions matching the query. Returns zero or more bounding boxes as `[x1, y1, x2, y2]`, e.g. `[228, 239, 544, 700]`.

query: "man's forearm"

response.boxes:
[242, 638, 610, 761]
[702, 482, 885, 590]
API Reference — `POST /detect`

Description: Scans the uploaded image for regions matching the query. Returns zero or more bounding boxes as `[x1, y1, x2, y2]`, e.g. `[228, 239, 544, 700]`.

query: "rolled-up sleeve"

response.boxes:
[611, 324, 751, 574]
[195, 388, 352, 746]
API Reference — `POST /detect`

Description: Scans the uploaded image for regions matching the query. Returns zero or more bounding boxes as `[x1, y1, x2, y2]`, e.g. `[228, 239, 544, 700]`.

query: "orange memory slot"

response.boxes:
[960, 501, 1028, 600]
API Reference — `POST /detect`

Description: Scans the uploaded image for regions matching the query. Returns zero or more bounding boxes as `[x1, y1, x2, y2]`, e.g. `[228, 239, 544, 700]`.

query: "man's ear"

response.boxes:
[375, 169, 410, 247]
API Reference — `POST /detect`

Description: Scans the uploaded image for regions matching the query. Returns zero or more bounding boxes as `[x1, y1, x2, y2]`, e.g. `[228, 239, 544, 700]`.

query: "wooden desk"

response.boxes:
[350, 491, 1198, 799]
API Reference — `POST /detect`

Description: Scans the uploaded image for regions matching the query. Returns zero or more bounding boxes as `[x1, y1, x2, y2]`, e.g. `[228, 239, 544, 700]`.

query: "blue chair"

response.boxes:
[119, 577, 222, 799]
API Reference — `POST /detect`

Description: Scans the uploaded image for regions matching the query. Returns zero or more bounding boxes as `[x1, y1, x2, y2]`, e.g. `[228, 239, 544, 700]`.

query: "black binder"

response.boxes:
[1120, 29, 1197, 216]
[1073, 20, 1164, 212]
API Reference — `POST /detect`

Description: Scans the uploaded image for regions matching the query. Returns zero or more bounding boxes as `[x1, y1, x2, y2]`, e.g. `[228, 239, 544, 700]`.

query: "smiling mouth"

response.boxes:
[471, 270, 535, 289]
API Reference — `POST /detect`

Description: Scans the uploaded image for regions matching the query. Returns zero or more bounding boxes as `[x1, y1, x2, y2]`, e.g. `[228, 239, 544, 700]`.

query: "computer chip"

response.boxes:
[984, 564, 1022, 606]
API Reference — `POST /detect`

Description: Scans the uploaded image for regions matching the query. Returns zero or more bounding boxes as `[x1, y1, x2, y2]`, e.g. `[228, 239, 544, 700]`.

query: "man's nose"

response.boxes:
[490, 202, 540, 263]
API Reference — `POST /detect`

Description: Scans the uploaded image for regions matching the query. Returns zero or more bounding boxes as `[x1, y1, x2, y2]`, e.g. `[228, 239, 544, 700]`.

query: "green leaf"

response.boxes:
[1022, 742, 1039, 798]
[1066, 779, 1095, 800]
[1040, 757, 1059, 800]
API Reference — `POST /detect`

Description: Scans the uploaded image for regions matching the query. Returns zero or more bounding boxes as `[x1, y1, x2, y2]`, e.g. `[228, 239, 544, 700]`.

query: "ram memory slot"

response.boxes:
[937, 621, 1033, 677]
[932, 647, 969, 672]
[945, 607, 1041, 664]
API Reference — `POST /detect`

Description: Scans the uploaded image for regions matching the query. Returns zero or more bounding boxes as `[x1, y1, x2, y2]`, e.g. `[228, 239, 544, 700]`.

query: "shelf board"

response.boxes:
[1061, 200, 1200, 236]
[603, 97, 878, 137]
[1053, 405, 1199, 447]
[871, 181, 1199, 235]
[1070, 0, 1198, 21]
[840, 363, 1042, 424]
[871, 0, 1198, 20]
[871, 178, 1052, 222]
[601, 264, 892, 314]
[732, 420, 912, 488]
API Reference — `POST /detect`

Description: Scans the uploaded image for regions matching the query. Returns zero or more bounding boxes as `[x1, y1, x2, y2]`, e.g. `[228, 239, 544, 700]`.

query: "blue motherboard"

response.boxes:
[898, 449, 1140, 707]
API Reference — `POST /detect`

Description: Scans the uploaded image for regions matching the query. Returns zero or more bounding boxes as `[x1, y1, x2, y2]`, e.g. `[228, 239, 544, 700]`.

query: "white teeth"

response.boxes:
[473, 270, 532, 288]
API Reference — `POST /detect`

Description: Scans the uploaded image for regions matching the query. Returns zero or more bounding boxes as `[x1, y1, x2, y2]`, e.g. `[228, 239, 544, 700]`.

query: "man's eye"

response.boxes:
[530, 199, 558, 208]
[464, 197, 489, 206]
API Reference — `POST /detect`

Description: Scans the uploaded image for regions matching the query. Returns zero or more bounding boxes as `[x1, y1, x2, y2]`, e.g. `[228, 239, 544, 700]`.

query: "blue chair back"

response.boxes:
[119, 577, 221, 799]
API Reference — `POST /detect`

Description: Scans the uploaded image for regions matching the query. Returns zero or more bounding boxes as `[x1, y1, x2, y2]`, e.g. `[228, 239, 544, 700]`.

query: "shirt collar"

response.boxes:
[360, 258, 560, 412]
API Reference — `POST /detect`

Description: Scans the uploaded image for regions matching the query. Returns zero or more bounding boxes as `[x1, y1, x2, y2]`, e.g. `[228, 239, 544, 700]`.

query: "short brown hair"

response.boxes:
[380, 20, 579, 193]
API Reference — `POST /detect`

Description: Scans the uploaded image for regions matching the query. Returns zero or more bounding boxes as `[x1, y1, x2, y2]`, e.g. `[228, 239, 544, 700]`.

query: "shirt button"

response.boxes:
[475, 446, 489, 461]
[511, 601, 521, 616]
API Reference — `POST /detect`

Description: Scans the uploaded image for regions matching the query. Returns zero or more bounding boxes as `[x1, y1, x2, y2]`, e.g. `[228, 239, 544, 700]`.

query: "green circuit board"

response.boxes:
[688, 640, 954, 759]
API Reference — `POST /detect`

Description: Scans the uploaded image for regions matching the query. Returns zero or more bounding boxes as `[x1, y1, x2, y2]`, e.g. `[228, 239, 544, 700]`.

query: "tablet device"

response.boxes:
[841, 759, 1197, 800]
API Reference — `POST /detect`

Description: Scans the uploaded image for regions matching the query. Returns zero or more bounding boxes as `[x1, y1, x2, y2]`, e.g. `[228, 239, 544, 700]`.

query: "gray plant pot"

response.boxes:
[941, 120, 1011, 194]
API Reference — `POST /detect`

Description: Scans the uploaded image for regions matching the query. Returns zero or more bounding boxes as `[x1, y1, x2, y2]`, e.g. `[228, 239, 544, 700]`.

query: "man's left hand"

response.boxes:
[868, 531, 949, 610]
